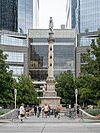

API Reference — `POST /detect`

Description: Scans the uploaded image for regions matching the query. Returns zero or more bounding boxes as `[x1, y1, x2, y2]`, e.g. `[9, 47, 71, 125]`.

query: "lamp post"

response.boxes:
[75, 88, 78, 117]
[14, 89, 17, 109]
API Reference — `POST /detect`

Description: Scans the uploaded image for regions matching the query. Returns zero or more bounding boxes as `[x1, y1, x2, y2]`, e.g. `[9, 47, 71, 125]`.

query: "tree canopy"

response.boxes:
[0, 50, 39, 108]
[16, 75, 39, 105]
[0, 50, 14, 107]
[56, 71, 75, 106]
[76, 33, 100, 106]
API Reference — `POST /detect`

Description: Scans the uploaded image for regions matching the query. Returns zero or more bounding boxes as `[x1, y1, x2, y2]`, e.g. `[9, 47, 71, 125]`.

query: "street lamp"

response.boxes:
[75, 88, 78, 117]
[14, 89, 17, 109]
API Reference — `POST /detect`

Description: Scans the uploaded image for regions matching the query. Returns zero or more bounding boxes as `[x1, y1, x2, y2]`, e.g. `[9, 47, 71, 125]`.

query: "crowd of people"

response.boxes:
[18, 103, 62, 122]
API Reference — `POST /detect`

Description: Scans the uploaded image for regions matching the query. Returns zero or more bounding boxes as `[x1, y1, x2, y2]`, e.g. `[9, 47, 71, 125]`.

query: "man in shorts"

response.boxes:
[19, 103, 25, 122]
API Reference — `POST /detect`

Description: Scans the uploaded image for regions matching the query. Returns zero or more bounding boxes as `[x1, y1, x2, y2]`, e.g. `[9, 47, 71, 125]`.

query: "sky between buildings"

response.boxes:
[39, 0, 66, 29]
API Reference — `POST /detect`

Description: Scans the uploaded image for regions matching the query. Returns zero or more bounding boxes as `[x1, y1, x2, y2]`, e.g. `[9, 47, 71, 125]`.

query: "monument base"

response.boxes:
[40, 76, 61, 108]
[43, 91, 57, 97]
[40, 96, 60, 108]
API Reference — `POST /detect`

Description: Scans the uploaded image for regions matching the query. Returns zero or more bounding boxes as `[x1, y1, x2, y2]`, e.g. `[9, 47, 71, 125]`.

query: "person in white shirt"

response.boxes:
[19, 103, 25, 122]
[44, 103, 49, 118]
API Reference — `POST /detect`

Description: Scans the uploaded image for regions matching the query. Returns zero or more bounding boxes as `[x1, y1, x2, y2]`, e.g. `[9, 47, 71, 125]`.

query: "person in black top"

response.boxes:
[37, 106, 41, 117]
[34, 105, 37, 116]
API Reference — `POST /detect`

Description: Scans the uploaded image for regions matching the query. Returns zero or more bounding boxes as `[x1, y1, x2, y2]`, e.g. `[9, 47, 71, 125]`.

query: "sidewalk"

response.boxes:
[0, 119, 10, 123]
[0, 114, 100, 123]
[0, 115, 100, 133]
[13, 114, 100, 123]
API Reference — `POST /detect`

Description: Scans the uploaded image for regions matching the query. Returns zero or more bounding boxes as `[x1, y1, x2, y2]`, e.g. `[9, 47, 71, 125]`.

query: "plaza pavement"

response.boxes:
[0, 115, 100, 133]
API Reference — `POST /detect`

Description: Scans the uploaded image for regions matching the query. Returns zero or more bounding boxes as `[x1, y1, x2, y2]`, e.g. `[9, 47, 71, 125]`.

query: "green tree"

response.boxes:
[16, 75, 39, 105]
[77, 33, 100, 106]
[56, 71, 75, 105]
[75, 75, 97, 105]
[0, 50, 14, 107]
[83, 34, 100, 77]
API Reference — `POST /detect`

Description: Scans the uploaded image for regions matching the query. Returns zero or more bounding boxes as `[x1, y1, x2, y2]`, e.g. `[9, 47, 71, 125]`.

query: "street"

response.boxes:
[0, 115, 100, 133]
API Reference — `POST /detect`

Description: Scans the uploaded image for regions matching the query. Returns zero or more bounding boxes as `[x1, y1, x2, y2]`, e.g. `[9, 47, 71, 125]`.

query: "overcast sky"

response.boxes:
[39, 0, 66, 29]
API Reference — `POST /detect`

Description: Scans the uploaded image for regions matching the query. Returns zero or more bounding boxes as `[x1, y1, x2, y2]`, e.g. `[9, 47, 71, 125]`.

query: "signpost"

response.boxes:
[14, 89, 17, 109]
[75, 89, 78, 117]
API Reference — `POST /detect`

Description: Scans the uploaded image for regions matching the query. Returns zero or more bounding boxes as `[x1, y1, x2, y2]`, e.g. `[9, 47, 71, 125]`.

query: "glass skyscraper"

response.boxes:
[66, 0, 77, 29]
[76, 0, 100, 33]
[0, 0, 18, 31]
[0, 0, 39, 33]
[0, 0, 39, 78]
[76, 0, 100, 46]
[76, 0, 100, 76]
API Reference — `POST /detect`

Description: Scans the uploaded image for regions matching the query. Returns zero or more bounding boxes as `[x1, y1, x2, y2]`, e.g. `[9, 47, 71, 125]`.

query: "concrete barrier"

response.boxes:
[0, 109, 18, 120]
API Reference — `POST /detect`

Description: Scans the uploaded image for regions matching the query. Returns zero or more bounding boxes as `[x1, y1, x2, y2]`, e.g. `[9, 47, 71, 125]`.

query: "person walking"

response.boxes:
[77, 105, 80, 117]
[44, 103, 49, 118]
[34, 105, 37, 116]
[56, 104, 61, 119]
[19, 103, 25, 122]
[48, 104, 51, 117]
[41, 106, 44, 118]
[25, 105, 30, 118]
[37, 106, 41, 117]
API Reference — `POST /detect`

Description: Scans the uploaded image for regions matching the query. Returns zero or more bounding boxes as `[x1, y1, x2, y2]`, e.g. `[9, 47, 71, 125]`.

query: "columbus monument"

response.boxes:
[40, 17, 60, 107]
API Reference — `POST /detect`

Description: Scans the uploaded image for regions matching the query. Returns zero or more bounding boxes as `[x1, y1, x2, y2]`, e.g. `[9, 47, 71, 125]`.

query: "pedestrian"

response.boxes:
[17, 105, 20, 118]
[44, 103, 49, 118]
[34, 105, 37, 116]
[25, 105, 30, 118]
[48, 104, 51, 117]
[56, 104, 61, 119]
[41, 106, 44, 118]
[77, 106, 80, 117]
[19, 103, 25, 122]
[37, 106, 41, 117]
[70, 106, 75, 119]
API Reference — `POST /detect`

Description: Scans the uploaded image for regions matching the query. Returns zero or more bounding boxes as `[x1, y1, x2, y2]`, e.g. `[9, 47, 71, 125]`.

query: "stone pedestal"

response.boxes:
[40, 97, 60, 108]
[40, 78, 60, 108]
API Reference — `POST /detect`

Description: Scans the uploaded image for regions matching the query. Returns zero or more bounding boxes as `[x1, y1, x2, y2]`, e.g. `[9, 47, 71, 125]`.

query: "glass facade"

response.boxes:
[0, 0, 40, 78]
[0, 31, 28, 78]
[33, 0, 39, 28]
[0, 0, 18, 31]
[71, 0, 77, 28]
[9, 66, 24, 76]
[66, 0, 77, 29]
[78, 35, 97, 46]
[0, 0, 39, 33]
[30, 40, 75, 81]
[4, 52, 24, 62]
[0, 34, 27, 46]
[77, 0, 100, 33]
[76, 0, 100, 46]
[18, 0, 33, 33]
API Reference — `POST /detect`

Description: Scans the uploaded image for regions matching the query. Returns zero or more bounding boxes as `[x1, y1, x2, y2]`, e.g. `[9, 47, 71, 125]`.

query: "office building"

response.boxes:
[66, 0, 77, 29]
[76, 0, 100, 47]
[0, 0, 39, 33]
[33, 0, 39, 29]
[76, 0, 100, 76]
[76, 0, 100, 34]
[0, 0, 18, 32]
[0, 0, 39, 78]
[0, 30, 28, 79]
[28, 29, 76, 87]
[76, 0, 100, 46]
